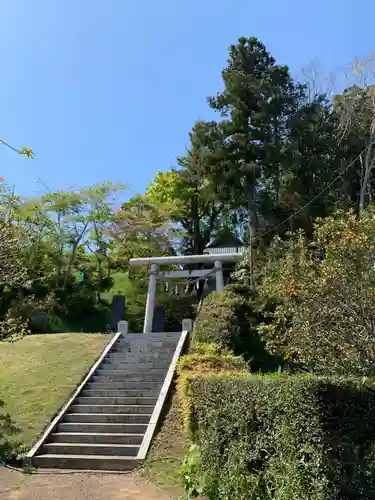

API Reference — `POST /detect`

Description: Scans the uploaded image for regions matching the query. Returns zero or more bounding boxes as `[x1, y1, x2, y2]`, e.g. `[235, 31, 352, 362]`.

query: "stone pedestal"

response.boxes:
[182, 318, 193, 333]
[117, 320, 128, 336]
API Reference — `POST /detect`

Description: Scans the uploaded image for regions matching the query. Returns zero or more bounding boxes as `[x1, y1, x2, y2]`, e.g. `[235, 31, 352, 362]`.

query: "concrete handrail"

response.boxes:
[136, 319, 192, 460]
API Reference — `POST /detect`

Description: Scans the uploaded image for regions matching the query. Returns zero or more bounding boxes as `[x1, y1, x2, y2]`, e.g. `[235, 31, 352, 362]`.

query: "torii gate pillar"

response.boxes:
[143, 263, 157, 334]
[215, 260, 224, 292]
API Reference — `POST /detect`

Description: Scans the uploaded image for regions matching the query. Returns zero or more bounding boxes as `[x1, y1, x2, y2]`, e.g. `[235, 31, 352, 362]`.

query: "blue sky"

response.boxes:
[1, 0, 374, 199]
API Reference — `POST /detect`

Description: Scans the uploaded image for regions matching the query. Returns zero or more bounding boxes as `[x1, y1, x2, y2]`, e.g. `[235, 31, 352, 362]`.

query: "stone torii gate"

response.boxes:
[129, 253, 243, 333]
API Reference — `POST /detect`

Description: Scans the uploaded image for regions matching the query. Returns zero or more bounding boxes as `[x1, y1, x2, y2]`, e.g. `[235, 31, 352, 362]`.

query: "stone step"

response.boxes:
[95, 368, 167, 376]
[85, 381, 162, 390]
[110, 350, 175, 356]
[80, 389, 160, 398]
[76, 396, 157, 406]
[113, 342, 178, 349]
[42, 442, 139, 457]
[57, 422, 148, 434]
[96, 368, 167, 376]
[124, 336, 180, 342]
[49, 432, 144, 445]
[101, 361, 170, 369]
[110, 349, 175, 356]
[107, 349, 174, 356]
[104, 357, 173, 365]
[115, 339, 178, 346]
[98, 364, 169, 372]
[69, 405, 154, 415]
[63, 413, 150, 424]
[104, 355, 172, 362]
[32, 454, 138, 471]
[126, 332, 180, 338]
[92, 375, 166, 383]
[99, 365, 169, 373]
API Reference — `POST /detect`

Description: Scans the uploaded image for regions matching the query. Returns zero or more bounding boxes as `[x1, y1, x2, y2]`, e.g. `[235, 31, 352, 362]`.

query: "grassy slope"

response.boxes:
[0, 333, 112, 448]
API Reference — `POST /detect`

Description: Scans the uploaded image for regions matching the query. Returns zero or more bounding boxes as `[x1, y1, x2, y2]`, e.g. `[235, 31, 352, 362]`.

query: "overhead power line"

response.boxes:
[1, 140, 375, 261]
[256, 137, 375, 241]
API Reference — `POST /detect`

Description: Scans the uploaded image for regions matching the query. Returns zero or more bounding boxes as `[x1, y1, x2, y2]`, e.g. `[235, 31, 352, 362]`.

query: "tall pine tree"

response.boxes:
[206, 37, 299, 248]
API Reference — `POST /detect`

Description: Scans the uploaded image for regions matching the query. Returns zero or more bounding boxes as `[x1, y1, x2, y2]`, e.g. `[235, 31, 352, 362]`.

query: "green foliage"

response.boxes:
[334, 81, 375, 215]
[193, 284, 281, 371]
[177, 349, 247, 376]
[146, 124, 232, 256]
[0, 399, 21, 460]
[0, 181, 127, 336]
[193, 342, 232, 356]
[258, 208, 375, 375]
[193, 284, 251, 347]
[180, 444, 208, 498]
[204, 37, 305, 244]
[159, 294, 197, 333]
[176, 346, 248, 436]
[112, 194, 174, 260]
[0, 220, 30, 340]
[184, 374, 375, 500]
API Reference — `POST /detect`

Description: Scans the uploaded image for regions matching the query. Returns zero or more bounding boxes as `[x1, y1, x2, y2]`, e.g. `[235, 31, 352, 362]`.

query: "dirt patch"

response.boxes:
[0, 468, 172, 500]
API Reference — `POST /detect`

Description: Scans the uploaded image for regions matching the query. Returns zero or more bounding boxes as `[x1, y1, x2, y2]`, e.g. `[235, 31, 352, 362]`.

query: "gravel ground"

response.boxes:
[0, 468, 173, 500]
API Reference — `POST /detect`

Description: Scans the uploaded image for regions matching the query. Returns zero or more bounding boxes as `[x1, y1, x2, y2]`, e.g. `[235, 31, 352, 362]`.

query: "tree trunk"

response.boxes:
[247, 185, 257, 287]
[62, 243, 78, 291]
[359, 140, 374, 215]
[62, 223, 89, 290]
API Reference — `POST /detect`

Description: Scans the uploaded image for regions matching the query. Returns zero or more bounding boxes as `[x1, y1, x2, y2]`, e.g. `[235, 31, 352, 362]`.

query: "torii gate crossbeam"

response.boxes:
[129, 253, 243, 333]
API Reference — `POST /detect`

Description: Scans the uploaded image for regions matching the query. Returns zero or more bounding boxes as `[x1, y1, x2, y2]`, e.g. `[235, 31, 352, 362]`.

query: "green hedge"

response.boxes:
[192, 284, 281, 371]
[177, 343, 249, 430]
[185, 374, 375, 499]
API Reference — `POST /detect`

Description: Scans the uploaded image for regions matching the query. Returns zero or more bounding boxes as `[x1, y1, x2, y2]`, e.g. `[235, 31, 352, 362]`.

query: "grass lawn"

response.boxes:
[141, 385, 187, 497]
[0, 333, 112, 448]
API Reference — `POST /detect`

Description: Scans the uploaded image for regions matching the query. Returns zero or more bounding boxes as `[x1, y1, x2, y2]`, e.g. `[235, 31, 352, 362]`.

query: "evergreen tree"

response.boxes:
[206, 37, 300, 246]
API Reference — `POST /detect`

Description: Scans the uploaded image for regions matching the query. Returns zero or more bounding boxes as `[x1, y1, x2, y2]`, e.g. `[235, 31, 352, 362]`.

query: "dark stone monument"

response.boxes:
[223, 269, 232, 285]
[201, 277, 216, 300]
[111, 295, 126, 331]
[152, 305, 165, 332]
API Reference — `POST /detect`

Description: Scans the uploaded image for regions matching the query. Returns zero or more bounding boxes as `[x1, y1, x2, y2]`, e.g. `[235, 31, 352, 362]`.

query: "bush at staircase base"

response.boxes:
[182, 373, 375, 500]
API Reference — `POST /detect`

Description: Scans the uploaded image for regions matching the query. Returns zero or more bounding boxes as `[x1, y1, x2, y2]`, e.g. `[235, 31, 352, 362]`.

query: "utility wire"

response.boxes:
[254, 137, 375, 241]
[1, 139, 375, 262]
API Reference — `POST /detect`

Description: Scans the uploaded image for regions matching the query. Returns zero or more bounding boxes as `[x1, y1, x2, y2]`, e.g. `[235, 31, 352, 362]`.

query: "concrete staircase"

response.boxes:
[29, 331, 183, 471]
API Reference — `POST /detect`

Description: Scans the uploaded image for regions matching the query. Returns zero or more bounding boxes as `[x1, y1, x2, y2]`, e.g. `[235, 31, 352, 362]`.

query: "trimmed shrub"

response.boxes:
[177, 344, 248, 431]
[177, 351, 248, 376]
[183, 374, 375, 499]
[193, 284, 251, 347]
[193, 284, 281, 372]
[158, 294, 197, 332]
[193, 342, 233, 356]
